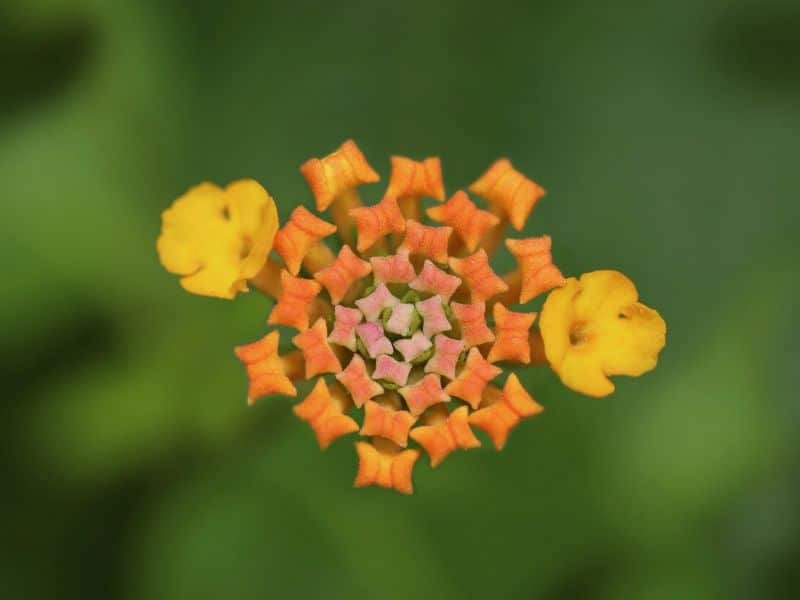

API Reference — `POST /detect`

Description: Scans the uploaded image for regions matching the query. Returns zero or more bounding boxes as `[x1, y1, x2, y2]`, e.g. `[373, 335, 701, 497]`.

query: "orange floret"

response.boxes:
[314, 245, 372, 304]
[468, 374, 543, 449]
[336, 354, 383, 408]
[469, 159, 546, 230]
[506, 236, 566, 303]
[449, 249, 509, 303]
[292, 318, 342, 378]
[293, 379, 358, 449]
[398, 374, 450, 416]
[398, 220, 453, 264]
[234, 330, 297, 403]
[273, 206, 337, 275]
[445, 348, 502, 409]
[385, 156, 445, 201]
[349, 196, 406, 252]
[488, 303, 538, 364]
[450, 301, 495, 347]
[360, 400, 417, 447]
[409, 406, 481, 467]
[426, 190, 500, 252]
[267, 270, 322, 331]
[354, 439, 421, 495]
[300, 139, 380, 211]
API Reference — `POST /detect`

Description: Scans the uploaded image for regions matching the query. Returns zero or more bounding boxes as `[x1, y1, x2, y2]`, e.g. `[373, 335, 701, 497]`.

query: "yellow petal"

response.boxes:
[156, 179, 278, 299]
[540, 270, 666, 397]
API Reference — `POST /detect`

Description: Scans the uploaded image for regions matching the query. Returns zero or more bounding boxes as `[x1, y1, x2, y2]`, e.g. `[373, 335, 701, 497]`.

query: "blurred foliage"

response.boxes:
[1, 0, 798, 598]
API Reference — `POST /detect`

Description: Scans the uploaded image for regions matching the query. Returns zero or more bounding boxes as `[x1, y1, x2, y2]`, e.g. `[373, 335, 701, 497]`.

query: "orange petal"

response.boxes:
[449, 249, 509, 303]
[398, 374, 450, 416]
[445, 348, 502, 409]
[292, 318, 342, 378]
[426, 190, 500, 253]
[267, 270, 322, 331]
[450, 301, 495, 347]
[293, 379, 358, 449]
[488, 303, 538, 364]
[399, 220, 452, 264]
[314, 245, 372, 304]
[360, 400, 417, 447]
[410, 406, 480, 467]
[234, 330, 297, 403]
[385, 156, 445, 201]
[335, 354, 383, 408]
[300, 139, 380, 211]
[354, 439, 420, 495]
[273, 206, 337, 275]
[370, 253, 416, 284]
[506, 236, 566, 303]
[469, 158, 546, 231]
[349, 196, 406, 253]
[468, 373, 543, 449]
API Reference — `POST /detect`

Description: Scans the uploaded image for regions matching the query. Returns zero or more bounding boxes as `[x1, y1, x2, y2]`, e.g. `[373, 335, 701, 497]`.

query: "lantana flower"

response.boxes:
[156, 139, 667, 494]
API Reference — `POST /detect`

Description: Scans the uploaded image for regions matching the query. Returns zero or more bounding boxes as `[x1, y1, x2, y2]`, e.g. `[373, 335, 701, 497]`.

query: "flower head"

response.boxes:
[157, 139, 667, 495]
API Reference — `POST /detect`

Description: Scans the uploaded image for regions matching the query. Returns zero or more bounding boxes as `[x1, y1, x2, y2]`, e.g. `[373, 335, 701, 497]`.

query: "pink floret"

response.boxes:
[399, 374, 450, 416]
[356, 322, 394, 358]
[394, 331, 433, 362]
[409, 260, 462, 301]
[424, 334, 466, 380]
[415, 295, 452, 337]
[355, 283, 400, 321]
[385, 303, 415, 336]
[328, 305, 364, 351]
[372, 354, 412, 386]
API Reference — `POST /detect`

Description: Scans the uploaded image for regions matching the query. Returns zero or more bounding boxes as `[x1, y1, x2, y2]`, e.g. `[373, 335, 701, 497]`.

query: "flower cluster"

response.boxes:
[157, 139, 667, 494]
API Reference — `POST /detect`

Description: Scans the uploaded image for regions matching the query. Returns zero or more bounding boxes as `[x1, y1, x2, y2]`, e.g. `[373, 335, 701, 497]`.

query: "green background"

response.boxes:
[2, 0, 798, 598]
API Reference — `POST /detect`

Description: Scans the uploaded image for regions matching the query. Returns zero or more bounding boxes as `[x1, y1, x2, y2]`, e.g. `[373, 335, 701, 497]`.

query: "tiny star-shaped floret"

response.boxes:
[314, 245, 372, 304]
[506, 236, 565, 303]
[328, 305, 364, 351]
[356, 322, 394, 358]
[398, 220, 452, 264]
[445, 347, 502, 409]
[394, 331, 433, 363]
[360, 400, 417, 447]
[450, 301, 495, 347]
[415, 295, 452, 338]
[267, 270, 322, 331]
[384, 303, 416, 336]
[354, 439, 420, 494]
[293, 379, 358, 449]
[449, 249, 509, 303]
[409, 406, 481, 467]
[273, 206, 337, 275]
[488, 303, 538, 364]
[372, 354, 412, 387]
[469, 373, 543, 449]
[349, 196, 406, 252]
[292, 318, 342, 378]
[370, 253, 416, 284]
[336, 355, 383, 408]
[426, 190, 500, 253]
[469, 158, 546, 231]
[424, 334, 466, 380]
[399, 374, 450, 416]
[409, 260, 462, 302]
[385, 156, 445, 201]
[234, 330, 297, 403]
[355, 283, 400, 321]
[300, 139, 380, 211]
